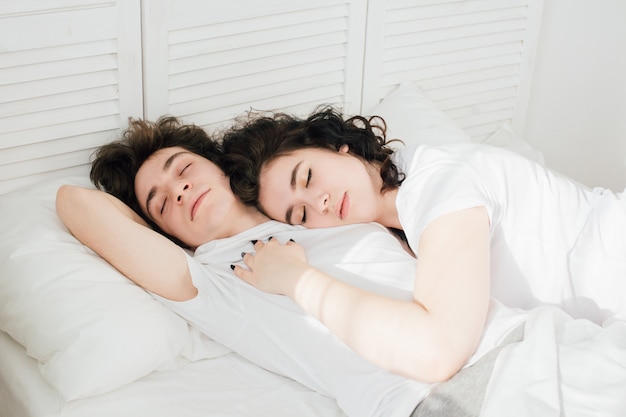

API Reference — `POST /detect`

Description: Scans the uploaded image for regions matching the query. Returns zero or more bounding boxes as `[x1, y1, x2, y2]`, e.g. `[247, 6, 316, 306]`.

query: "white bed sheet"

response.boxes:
[0, 330, 346, 417]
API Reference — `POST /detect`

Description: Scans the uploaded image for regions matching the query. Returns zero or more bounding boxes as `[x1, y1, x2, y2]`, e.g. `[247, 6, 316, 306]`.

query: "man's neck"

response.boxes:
[233, 205, 271, 235]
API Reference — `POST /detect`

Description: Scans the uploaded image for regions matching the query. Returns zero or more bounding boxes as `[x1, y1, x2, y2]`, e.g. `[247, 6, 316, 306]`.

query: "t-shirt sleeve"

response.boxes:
[395, 145, 494, 255]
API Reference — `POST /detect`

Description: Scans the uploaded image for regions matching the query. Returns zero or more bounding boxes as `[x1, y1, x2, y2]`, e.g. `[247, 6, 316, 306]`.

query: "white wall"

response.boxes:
[524, 0, 626, 191]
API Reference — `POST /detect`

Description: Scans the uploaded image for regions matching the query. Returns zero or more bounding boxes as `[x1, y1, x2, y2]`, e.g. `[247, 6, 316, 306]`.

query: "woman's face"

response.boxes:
[258, 146, 383, 227]
[134, 146, 244, 248]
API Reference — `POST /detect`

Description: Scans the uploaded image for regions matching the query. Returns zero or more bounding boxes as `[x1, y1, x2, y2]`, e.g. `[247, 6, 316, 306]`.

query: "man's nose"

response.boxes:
[175, 182, 190, 203]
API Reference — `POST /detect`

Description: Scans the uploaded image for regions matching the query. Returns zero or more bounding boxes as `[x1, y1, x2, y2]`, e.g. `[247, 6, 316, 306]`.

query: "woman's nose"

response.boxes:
[316, 193, 329, 214]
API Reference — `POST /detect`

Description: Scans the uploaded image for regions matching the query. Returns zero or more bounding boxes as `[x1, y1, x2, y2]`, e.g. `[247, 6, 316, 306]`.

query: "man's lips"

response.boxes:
[191, 190, 209, 220]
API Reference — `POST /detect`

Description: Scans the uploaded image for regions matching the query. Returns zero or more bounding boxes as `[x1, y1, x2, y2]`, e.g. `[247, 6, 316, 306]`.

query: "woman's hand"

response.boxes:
[233, 238, 310, 297]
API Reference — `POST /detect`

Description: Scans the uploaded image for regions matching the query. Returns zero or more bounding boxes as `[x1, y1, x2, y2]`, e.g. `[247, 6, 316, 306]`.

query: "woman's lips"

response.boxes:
[337, 192, 349, 220]
[191, 191, 208, 220]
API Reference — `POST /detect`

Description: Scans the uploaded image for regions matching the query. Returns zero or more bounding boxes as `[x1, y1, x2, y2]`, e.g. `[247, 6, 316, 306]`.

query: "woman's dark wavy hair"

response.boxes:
[90, 116, 221, 248]
[221, 106, 405, 209]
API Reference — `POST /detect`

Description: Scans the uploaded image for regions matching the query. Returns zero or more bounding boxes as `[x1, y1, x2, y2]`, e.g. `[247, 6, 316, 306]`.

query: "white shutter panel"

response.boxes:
[142, 0, 367, 130]
[362, 0, 544, 141]
[0, 0, 143, 194]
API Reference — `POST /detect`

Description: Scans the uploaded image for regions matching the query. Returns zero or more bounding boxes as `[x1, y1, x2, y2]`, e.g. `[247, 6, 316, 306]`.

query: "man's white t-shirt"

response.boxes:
[154, 221, 525, 417]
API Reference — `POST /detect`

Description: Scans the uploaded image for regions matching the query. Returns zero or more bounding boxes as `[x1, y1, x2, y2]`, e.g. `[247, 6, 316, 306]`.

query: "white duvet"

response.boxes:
[482, 308, 626, 417]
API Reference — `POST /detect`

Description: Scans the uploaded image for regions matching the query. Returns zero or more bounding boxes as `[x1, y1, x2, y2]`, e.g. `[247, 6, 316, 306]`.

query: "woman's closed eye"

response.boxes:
[160, 197, 167, 215]
[299, 169, 311, 224]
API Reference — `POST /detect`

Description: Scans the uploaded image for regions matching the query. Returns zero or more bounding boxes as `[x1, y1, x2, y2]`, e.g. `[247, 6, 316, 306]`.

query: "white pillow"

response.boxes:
[0, 176, 228, 402]
[481, 122, 545, 165]
[367, 82, 471, 148]
[369, 82, 546, 165]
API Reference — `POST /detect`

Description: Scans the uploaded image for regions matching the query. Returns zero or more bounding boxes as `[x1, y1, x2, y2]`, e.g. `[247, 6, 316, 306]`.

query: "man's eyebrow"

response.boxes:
[285, 160, 303, 224]
[145, 188, 157, 221]
[145, 151, 189, 219]
[164, 151, 187, 170]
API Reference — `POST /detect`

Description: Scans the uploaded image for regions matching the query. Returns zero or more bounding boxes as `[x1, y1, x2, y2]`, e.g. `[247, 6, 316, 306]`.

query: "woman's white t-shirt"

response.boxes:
[394, 143, 626, 323]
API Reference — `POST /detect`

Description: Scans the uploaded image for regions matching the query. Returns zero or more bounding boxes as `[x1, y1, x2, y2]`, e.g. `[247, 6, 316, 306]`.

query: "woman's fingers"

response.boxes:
[231, 264, 253, 284]
[232, 236, 302, 284]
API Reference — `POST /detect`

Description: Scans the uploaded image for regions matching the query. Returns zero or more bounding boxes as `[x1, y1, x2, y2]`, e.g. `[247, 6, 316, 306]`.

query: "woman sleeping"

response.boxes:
[221, 106, 626, 334]
[218, 106, 626, 416]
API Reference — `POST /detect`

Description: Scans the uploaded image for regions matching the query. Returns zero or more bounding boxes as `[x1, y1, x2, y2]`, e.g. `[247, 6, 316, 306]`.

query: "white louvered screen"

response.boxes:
[362, 0, 544, 142]
[142, 0, 367, 131]
[0, 0, 545, 195]
[0, 0, 143, 195]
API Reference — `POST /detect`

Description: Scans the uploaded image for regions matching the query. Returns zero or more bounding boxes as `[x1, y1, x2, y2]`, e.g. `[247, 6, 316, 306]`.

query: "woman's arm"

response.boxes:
[234, 206, 491, 382]
[56, 185, 196, 301]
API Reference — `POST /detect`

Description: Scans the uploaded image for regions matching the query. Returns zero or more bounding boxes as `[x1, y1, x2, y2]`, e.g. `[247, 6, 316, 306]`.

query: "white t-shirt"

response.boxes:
[394, 143, 626, 323]
[154, 221, 525, 417]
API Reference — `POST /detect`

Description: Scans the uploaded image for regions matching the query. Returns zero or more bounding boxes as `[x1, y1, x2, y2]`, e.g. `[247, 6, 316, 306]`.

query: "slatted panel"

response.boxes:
[362, 0, 543, 141]
[142, 0, 367, 131]
[0, 0, 142, 195]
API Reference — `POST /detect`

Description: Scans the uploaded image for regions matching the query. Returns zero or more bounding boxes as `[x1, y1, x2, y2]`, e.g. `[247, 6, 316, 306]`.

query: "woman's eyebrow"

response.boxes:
[285, 205, 294, 224]
[286, 160, 303, 224]
[290, 160, 303, 189]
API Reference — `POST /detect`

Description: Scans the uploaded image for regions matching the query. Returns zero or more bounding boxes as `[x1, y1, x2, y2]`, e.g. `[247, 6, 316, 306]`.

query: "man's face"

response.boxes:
[134, 147, 243, 248]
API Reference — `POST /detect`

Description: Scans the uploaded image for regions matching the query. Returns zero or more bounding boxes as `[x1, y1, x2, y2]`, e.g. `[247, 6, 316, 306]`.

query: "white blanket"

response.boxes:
[482, 308, 626, 417]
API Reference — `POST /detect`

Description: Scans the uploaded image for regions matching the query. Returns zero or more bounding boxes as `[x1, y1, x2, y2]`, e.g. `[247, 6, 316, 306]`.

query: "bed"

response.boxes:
[1, 1, 625, 416]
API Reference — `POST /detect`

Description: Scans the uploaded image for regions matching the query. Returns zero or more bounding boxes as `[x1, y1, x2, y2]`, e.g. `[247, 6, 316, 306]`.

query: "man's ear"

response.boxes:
[339, 144, 349, 153]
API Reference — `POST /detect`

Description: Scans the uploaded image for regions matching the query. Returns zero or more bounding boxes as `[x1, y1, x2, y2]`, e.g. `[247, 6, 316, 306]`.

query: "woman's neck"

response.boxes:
[366, 160, 402, 229]
[377, 188, 402, 229]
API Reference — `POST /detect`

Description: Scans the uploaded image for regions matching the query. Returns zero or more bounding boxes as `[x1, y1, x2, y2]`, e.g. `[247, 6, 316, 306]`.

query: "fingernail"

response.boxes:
[230, 264, 235, 270]
[268, 236, 273, 240]
[251, 239, 258, 244]
[289, 238, 295, 242]
[241, 252, 246, 258]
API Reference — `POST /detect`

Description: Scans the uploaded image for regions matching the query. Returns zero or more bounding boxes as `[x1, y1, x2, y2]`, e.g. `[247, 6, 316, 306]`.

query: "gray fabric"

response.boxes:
[410, 324, 525, 417]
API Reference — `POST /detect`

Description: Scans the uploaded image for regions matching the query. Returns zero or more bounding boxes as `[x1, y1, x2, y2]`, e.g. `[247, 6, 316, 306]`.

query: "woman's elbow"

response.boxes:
[419, 357, 464, 383]
[402, 340, 471, 383]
